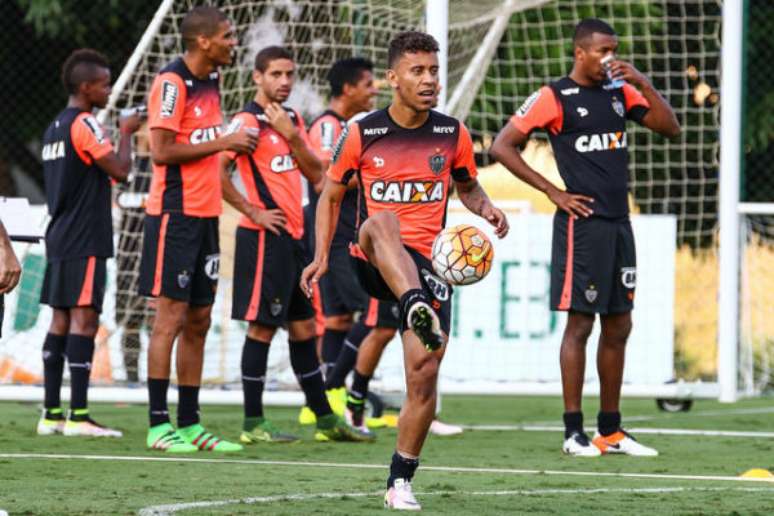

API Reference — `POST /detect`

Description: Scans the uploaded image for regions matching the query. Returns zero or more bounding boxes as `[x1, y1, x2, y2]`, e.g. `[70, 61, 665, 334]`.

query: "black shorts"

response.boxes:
[138, 213, 219, 306]
[362, 297, 401, 329]
[349, 244, 452, 335]
[231, 227, 315, 326]
[40, 256, 107, 312]
[320, 243, 369, 317]
[550, 211, 636, 314]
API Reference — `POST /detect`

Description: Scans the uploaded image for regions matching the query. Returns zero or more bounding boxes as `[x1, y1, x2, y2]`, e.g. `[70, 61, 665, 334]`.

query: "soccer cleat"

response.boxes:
[147, 423, 198, 453]
[298, 406, 316, 425]
[240, 418, 300, 444]
[36, 414, 65, 436]
[429, 419, 463, 436]
[407, 302, 444, 352]
[384, 478, 421, 511]
[592, 429, 659, 456]
[63, 416, 122, 438]
[314, 414, 375, 442]
[562, 431, 602, 457]
[178, 424, 243, 452]
[344, 400, 375, 439]
[365, 416, 388, 429]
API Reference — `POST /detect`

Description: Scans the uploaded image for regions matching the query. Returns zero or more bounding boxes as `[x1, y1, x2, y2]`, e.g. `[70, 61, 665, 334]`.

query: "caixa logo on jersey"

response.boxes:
[574, 132, 627, 153]
[370, 180, 444, 203]
[189, 126, 222, 145]
[420, 268, 450, 302]
[271, 154, 298, 173]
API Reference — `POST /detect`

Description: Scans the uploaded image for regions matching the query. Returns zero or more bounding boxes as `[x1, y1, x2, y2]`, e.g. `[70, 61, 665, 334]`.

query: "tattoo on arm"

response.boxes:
[456, 179, 489, 215]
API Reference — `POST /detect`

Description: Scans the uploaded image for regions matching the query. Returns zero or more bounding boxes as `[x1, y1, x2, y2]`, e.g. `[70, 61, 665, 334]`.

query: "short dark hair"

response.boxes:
[254, 46, 294, 72]
[180, 6, 228, 50]
[61, 48, 110, 95]
[573, 18, 616, 48]
[327, 57, 373, 97]
[387, 31, 439, 68]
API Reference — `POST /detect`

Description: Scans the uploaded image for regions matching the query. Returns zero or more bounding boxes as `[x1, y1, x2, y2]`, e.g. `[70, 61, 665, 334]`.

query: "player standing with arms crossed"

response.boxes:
[138, 6, 257, 453]
[302, 31, 508, 510]
[220, 46, 372, 444]
[490, 18, 680, 457]
[37, 49, 140, 437]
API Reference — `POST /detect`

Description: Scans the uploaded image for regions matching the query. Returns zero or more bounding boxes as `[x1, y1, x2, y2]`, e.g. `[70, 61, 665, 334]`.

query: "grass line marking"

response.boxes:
[460, 425, 774, 438]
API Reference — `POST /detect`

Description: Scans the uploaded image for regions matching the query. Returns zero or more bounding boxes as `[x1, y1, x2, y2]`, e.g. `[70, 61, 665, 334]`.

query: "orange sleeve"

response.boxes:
[451, 123, 477, 182]
[71, 113, 114, 165]
[509, 86, 562, 135]
[622, 83, 650, 124]
[147, 72, 186, 133]
[308, 117, 341, 162]
[326, 123, 361, 184]
[223, 112, 258, 161]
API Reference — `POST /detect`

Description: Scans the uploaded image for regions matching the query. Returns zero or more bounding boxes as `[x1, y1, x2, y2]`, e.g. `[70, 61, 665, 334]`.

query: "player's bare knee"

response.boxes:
[69, 308, 99, 336]
[325, 314, 353, 331]
[48, 310, 70, 335]
[289, 318, 317, 341]
[363, 211, 401, 242]
[248, 323, 276, 343]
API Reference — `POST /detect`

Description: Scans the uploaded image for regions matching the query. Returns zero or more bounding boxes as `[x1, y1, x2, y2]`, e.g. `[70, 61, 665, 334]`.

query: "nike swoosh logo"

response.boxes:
[470, 243, 490, 263]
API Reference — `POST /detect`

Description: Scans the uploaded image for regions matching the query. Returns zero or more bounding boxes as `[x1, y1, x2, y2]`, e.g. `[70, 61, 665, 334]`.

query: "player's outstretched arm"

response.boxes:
[218, 153, 286, 235]
[0, 221, 21, 295]
[490, 124, 594, 219]
[609, 60, 681, 138]
[455, 177, 509, 239]
[264, 103, 324, 187]
[150, 127, 257, 166]
[94, 112, 142, 182]
[300, 179, 347, 297]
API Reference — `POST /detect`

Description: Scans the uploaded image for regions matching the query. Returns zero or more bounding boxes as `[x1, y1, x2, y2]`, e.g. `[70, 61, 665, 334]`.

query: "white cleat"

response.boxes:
[384, 478, 421, 511]
[562, 431, 602, 457]
[429, 419, 463, 436]
[592, 430, 659, 457]
[63, 418, 123, 438]
[36, 417, 65, 436]
[344, 408, 375, 439]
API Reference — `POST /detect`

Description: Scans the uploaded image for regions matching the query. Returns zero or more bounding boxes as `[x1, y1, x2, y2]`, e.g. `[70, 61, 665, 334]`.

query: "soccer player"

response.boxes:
[301, 57, 401, 431]
[37, 48, 141, 437]
[301, 31, 508, 510]
[490, 18, 680, 457]
[220, 46, 372, 444]
[0, 220, 21, 338]
[138, 6, 257, 453]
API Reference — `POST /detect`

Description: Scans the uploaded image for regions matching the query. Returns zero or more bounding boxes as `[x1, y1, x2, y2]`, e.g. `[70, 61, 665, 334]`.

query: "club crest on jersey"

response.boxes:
[270, 298, 283, 317]
[428, 153, 446, 175]
[612, 96, 625, 118]
[178, 270, 191, 289]
[574, 132, 627, 153]
[585, 284, 598, 303]
[370, 180, 444, 203]
[421, 268, 450, 302]
[160, 80, 178, 118]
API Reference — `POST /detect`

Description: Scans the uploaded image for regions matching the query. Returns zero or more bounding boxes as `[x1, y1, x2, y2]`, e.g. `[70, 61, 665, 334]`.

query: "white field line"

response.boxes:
[2, 453, 773, 486]
[460, 425, 774, 438]
[138, 487, 774, 516]
[527, 406, 774, 426]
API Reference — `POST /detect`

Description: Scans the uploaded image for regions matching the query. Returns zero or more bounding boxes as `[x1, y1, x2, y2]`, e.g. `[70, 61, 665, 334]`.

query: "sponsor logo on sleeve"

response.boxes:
[160, 80, 178, 118]
[516, 90, 541, 117]
[82, 115, 105, 144]
[225, 117, 243, 135]
[320, 121, 335, 150]
[330, 125, 349, 164]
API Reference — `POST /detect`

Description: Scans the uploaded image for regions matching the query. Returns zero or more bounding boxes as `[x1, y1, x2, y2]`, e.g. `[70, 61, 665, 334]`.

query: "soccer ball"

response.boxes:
[431, 224, 494, 286]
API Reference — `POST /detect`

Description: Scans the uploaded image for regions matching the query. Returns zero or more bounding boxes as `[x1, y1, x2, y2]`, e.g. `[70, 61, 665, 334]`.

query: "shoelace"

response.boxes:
[573, 432, 592, 446]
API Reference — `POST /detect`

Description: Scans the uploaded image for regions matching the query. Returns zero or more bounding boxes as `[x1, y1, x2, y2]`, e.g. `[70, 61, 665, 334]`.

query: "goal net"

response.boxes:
[4, 0, 767, 402]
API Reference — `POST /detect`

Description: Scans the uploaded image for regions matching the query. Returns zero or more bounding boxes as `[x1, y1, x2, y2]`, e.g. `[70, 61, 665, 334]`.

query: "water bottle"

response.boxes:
[601, 55, 625, 90]
[120, 105, 147, 119]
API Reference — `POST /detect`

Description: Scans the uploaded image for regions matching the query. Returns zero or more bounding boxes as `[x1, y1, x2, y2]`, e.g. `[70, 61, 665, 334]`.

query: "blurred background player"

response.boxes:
[300, 57, 403, 431]
[0, 220, 22, 338]
[115, 120, 153, 383]
[302, 31, 508, 510]
[220, 46, 372, 444]
[490, 18, 680, 458]
[138, 6, 256, 453]
[37, 48, 140, 438]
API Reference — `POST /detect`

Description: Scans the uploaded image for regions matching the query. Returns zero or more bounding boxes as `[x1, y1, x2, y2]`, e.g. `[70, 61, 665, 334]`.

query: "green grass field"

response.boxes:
[1, 395, 774, 515]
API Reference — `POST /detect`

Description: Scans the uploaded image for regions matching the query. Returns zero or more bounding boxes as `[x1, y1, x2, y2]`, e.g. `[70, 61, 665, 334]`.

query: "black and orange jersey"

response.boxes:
[226, 101, 310, 239]
[308, 110, 358, 246]
[146, 57, 223, 217]
[327, 108, 477, 260]
[41, 107, 115, 261]
[510, 78, 650, 218]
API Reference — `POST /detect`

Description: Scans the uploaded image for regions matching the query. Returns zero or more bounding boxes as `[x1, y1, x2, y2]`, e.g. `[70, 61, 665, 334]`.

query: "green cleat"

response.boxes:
[177, 423, 243, 452]
[298, 388, 347, 425]
[298, 405, 316, 425]
[314, 414, 375, 442]
[146, 423, 198, 453]
[240, 417, 300, 444]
